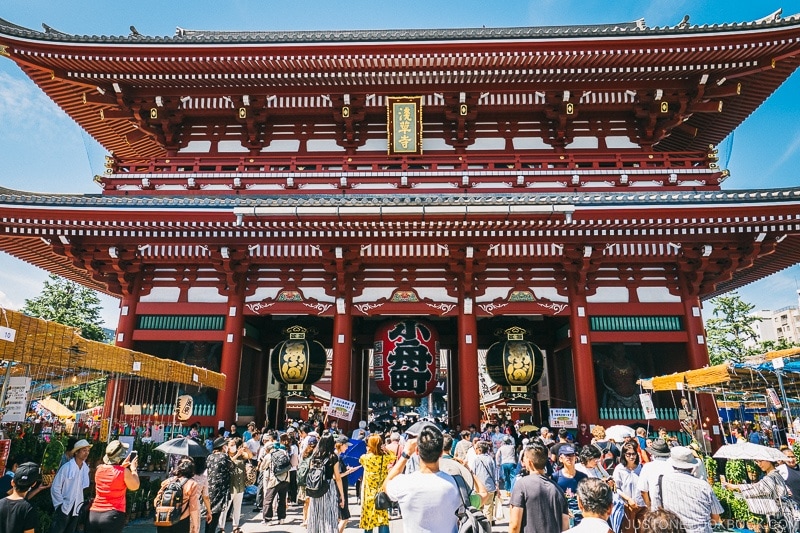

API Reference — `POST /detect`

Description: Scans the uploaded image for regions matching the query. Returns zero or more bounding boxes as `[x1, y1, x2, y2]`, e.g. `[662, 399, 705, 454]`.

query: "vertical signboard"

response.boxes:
[387, 96, 423, 156]
[1, 377, 31, 423]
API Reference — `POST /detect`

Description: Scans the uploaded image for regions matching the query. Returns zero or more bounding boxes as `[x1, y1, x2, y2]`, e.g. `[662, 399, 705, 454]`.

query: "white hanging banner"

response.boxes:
[176, 395, 194, 421]
[2, 377, 31, 423]
[640, 393, 657, 420]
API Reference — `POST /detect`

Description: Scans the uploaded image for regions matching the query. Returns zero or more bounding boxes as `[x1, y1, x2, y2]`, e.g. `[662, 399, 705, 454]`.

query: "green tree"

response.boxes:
[22, 274, 109, 342]
[705, 292, 762, 365]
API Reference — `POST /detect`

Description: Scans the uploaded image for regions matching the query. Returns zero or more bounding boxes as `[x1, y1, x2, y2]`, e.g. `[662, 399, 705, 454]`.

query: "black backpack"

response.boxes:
[271, 448, 291, 477]
[297, 456, 311, 486]
[452, 473, 492, 533]
[304, 456, 330, 498]
[594, 441, 617, 473]
[154, 477, 188, 527]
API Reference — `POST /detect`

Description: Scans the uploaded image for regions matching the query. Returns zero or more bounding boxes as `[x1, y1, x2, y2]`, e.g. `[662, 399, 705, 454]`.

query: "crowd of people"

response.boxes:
[2, 416, 800, 533]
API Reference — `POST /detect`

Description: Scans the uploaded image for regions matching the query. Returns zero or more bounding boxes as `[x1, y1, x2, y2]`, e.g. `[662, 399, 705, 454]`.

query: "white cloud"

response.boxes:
[0, 71, 75, 141]
[0, 289, 16, 311]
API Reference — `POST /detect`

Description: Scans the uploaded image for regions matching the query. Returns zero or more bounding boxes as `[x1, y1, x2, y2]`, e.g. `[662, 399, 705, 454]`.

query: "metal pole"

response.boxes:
[171, 383, 180, 439]
[777, 370, 793, 432]
[108, 373, 119, 442]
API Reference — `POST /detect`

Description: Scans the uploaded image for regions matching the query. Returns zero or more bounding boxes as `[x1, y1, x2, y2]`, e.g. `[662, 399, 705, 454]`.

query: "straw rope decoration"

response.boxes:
[0, 309, 225, 390]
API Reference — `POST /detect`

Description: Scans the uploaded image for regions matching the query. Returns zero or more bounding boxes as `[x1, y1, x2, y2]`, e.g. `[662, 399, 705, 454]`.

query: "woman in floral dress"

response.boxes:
[359, 434, 395, 533]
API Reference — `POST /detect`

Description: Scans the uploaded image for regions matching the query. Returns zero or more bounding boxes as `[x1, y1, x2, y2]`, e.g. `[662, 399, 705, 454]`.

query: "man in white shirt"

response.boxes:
[386, 422, 461, 533]
[50, 439, 91, 533]
[566, 478, 614, 533]
[637, 438, 674, 510]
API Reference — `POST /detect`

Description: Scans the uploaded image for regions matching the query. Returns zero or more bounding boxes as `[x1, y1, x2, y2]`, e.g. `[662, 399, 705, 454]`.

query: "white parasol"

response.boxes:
[712, 442, 787, 462]
[604, 424, 636, 442]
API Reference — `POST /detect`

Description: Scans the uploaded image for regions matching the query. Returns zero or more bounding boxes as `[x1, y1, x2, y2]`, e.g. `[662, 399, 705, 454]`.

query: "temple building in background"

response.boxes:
[2, 11, 800, 433]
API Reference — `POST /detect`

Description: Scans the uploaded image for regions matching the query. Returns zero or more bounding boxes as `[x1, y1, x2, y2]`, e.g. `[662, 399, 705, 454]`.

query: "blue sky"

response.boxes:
[1, 0, 800, 327]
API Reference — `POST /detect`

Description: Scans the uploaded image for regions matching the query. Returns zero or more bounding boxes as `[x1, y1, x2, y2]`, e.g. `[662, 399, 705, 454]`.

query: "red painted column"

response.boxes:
[106, 279, 141, 423]
[330, 297, 353, 432]
[568, 285, 599, 425]
[217, 282, 245, 428]
[682, 291, 721, 450]
[457, 298, 481, 428]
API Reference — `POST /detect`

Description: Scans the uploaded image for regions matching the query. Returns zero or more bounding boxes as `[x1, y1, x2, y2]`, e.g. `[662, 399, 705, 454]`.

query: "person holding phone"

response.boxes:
[50, 439, 92, 533]
[86, 440, 140, 533]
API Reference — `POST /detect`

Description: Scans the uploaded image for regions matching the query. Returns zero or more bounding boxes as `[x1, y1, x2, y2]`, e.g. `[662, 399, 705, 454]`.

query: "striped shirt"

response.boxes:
[735, 470, 787, 517]
[661, 470, 723, 533]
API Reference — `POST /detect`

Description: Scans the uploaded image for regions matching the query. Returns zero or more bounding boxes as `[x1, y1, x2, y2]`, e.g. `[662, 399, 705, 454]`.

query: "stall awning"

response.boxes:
[36, 397, 74, 418]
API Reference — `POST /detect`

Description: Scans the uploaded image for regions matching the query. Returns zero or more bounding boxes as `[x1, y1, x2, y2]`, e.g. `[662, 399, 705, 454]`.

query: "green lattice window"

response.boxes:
[590, 316, 682, 332]
[137, 315, 225, 330]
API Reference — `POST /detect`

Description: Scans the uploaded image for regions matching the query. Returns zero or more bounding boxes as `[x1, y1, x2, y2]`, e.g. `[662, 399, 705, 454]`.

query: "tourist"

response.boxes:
[155, 458, 198, 533]
[553, 445, 588, 525]
[385, 422, 461, 533]
[508, 443, 569, 533]
[637, 438, 674, 510]
[242, 422, 255, 443]
[540, 427, 555, 446]
[298, 435, 318, 527]
[50, 439, 91, 533]
[0, 462, 41, 533]
[550, 428, 572, 464]
[86, 440, 140, 533]
[659, 447, 723, 533]
[286, 430, 300, 505]
[638, 508, 687, 533]
[575, 446, 608, 479]
[307, 433, 346, 532]
[614, 441, 646, 533]
[190, 457, 212, 533]
[334, 435, 359, 533]
[58, 437, 79, 468]
[223, 437, 251, 533]
[472, 440, 498, 525]
[777, 446, 800, 505]
[497, 435, 518, 497]
[724, 456, 792, 532]
[566, 478, 614, 533]
[359, 434, 395, 533]
[577, 424, 592, 447]
[351, 420, 370, 440]
[453, 430, 473, 464]
[260, 439, 290, 525]
[205, 437, 232, 533]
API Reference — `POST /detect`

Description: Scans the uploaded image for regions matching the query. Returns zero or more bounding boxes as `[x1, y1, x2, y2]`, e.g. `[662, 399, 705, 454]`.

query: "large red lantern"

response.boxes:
[373, 319, 439, 398]
[485, 326, 545, 395]
[271, 325, 327, 388]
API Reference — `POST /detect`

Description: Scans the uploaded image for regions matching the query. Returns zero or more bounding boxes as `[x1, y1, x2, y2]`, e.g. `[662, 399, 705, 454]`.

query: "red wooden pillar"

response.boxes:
[330, 297, 353, 432]
[106, 278, 140, 423]
[568, 286, 599, 425]
[457, 298, 481, 428]
[217, 282, 245, 428]
[682, 291, 721, 450]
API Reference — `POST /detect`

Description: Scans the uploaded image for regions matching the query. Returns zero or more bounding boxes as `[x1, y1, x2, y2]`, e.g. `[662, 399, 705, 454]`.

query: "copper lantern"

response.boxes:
[271, 325, 327, 391]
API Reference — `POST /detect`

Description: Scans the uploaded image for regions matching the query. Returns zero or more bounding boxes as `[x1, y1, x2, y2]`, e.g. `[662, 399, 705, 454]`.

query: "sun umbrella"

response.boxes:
[712, 442, 787, 462]
[155, 436, 209, 458]
[605, 424, 636, 442]
[518, 424, 539, 433]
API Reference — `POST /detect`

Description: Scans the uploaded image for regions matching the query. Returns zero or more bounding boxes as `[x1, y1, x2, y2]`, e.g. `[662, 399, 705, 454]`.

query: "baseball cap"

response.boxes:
[559, 445, 576, 456]
[14, 462, 41, 486]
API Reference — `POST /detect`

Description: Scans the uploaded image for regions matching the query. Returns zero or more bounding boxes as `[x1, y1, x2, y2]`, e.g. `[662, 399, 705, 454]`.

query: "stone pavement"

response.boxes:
[123, 485, 512, 532]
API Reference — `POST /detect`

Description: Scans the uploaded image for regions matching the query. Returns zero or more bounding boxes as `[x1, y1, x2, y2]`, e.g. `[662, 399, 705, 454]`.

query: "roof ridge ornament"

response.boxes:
[754, 8, 782, 24]
[677, 14, 690, 30]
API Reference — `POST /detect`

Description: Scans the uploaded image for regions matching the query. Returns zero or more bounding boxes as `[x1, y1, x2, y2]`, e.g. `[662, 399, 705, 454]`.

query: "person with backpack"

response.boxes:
[154, 458, 198, 533]
[260, 438, 291, 525]
[297, 435, 318, 527]
[385, 422, 461, 533]
[590, 426, 620, 474]
[306, 433, 346, 533]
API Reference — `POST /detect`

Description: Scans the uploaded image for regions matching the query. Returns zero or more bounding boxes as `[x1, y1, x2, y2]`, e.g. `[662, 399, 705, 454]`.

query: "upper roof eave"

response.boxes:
[1, 13, 800, 47]
[2, 186, 800, 211]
